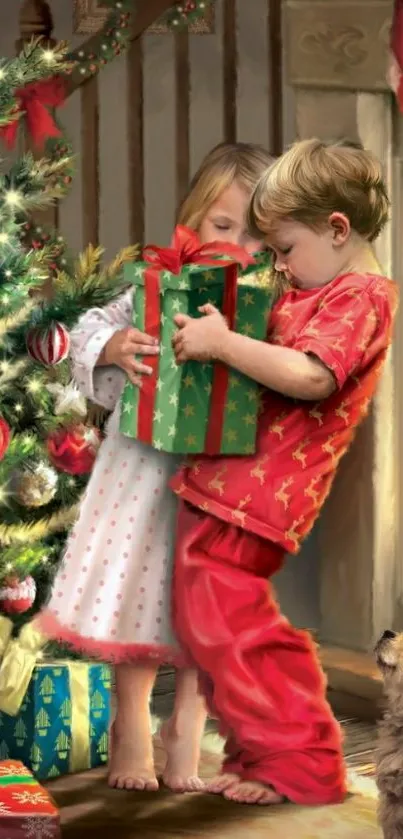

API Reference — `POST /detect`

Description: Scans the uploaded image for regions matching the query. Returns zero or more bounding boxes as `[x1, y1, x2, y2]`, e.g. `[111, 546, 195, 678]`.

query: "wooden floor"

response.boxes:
[47, 717, 379, 839]
[47, 660, 380, 836]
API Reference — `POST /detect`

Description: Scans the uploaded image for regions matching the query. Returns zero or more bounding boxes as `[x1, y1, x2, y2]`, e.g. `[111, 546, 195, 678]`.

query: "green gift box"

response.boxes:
[119, 226, 275, 455]
[0, 660, 111, 780]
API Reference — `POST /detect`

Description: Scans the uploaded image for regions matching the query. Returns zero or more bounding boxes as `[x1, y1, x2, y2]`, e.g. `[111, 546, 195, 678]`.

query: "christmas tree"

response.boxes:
[0, 38, 136, 631]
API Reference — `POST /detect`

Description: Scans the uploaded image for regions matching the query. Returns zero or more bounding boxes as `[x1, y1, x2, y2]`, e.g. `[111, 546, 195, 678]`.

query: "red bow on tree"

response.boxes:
[143, 225, 255, 273]
[0, 76, 66, 149]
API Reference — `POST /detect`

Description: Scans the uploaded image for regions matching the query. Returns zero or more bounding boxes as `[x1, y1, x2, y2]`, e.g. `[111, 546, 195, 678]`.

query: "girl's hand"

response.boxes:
[100, 327, 159, 386]
[172, 303, 229, 364]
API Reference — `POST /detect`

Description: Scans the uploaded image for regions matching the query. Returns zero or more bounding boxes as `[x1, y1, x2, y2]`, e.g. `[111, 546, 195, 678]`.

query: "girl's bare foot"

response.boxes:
[223, 779, 285, 805]
[160, 718, 206, 793]
[207, 773, 241, 794]
[108, 721, 159, 792]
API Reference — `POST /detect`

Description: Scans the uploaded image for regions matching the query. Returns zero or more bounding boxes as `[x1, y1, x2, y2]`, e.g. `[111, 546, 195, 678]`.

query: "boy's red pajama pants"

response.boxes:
[173, 502, 347, 805]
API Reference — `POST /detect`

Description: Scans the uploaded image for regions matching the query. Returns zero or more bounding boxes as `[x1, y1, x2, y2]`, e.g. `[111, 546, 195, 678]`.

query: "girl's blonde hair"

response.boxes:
[177, 142, 274, 229]
[248, 138, 390, 243]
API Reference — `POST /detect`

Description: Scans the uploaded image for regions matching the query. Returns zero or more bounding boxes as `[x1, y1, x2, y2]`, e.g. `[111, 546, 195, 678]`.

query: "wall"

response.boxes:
[0, 0, 319, 630]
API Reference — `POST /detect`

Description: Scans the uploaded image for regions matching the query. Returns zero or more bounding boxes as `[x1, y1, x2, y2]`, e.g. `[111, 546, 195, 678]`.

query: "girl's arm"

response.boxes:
[70, 290, 133, 409]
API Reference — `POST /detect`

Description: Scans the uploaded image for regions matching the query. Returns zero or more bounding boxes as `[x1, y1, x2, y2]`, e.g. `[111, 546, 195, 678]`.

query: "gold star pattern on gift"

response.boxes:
[185, 433, 197, 447]
[227, 400, 237, 413]
[120, 253, 275, 454]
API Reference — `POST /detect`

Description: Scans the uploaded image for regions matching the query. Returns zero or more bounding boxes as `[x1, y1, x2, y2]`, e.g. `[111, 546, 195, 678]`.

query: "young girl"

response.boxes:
[170, 139, 398, 806]
[38, 143, 275, 794]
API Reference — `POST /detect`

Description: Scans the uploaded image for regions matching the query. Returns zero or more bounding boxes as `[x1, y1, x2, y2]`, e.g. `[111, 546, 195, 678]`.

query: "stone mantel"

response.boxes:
[285, 0, 393, 92]
[284, 0, 401, 660]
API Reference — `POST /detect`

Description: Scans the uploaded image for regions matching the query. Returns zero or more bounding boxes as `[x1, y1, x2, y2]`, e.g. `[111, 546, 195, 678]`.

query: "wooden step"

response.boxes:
[320, 645, 384, 720]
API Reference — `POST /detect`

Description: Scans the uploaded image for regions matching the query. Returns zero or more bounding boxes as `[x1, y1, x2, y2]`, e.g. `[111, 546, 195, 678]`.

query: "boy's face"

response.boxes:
[266, 218, 349, 290]
[199, 181, 263, 254]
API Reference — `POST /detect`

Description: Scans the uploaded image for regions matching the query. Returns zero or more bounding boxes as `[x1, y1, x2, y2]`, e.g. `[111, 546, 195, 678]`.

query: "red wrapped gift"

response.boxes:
[0, 760, 60, 838]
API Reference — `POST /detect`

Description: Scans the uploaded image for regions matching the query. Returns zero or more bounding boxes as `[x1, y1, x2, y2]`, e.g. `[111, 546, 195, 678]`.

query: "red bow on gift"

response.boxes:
[0, 76, 66, 149]
[143, 225, 255, 274]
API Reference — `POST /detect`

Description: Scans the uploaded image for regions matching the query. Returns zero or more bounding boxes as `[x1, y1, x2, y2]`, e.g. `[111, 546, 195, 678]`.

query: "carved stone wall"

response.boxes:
[285, 0, 392, 91]
[284, 0, 399, 651]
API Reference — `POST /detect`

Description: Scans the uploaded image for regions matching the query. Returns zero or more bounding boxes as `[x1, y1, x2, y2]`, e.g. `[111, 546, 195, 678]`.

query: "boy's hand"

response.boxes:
[172, 303, 229, 364]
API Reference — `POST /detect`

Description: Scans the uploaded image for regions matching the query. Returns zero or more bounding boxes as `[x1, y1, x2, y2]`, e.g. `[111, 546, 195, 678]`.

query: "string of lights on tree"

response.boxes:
[0, 0, 213, 622]
[0, 42, 134, 618]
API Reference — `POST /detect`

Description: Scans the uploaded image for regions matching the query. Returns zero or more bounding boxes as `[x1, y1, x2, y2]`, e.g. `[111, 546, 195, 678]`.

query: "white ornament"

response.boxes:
[0, 576, 36, 604]
[46, 381, 87, 417]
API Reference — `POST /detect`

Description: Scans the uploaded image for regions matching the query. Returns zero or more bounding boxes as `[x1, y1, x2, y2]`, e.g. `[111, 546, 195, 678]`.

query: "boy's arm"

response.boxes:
[217, 333, 335, 400]
[174, 282, 389, 401]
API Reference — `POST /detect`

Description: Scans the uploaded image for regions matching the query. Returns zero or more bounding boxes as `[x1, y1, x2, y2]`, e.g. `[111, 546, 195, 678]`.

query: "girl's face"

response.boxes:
[198, 180, 263, 253]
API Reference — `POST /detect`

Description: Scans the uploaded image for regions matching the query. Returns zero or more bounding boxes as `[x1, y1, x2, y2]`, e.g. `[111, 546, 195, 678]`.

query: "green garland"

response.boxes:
[0, 40, 74, 129]
[163, 1, 212, 28]
[66, 0, 213, 82]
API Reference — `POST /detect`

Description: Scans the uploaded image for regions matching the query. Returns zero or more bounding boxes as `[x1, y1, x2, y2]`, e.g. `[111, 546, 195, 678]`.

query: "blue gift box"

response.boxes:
[0, 661, 111, 780]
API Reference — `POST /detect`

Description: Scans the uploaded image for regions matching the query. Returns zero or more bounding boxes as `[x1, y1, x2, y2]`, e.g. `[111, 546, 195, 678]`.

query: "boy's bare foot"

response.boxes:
[108, 722, 159, 792]
[223, 779, 285, 805]
[207, 773, 241, 794]
[160, 718, 206, 793]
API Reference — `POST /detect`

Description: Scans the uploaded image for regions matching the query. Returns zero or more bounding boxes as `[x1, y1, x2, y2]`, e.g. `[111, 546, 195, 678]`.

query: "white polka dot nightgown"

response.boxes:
[40, 290, 183, 664]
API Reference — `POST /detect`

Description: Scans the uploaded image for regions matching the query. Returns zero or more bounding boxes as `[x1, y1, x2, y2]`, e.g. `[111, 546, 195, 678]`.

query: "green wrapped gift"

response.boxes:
[0, 660, 111, 780]
[119, 226, 275, 455]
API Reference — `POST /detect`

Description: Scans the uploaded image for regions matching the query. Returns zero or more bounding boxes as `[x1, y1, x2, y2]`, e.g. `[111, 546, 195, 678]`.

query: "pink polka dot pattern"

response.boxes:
[44, 325, 180, 662]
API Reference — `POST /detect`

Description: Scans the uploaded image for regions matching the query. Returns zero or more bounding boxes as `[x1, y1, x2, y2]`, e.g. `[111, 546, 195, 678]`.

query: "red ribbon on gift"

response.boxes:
[0, 76, 66, 149]
[143, 225, 253, 275]
[137, 226, 255, 452]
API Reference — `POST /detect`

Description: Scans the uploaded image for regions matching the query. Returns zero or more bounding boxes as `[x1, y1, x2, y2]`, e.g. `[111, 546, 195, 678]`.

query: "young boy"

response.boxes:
[170, 139, 398, 806]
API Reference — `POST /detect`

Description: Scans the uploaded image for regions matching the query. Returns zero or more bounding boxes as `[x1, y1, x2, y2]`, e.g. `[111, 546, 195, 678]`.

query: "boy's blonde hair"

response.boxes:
[248, 138, 390, 243]
[178, 142, 274, 229]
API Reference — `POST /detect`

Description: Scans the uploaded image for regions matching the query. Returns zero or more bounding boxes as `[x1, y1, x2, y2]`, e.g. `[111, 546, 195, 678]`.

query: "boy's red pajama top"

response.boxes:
[170, 272, 398, 805]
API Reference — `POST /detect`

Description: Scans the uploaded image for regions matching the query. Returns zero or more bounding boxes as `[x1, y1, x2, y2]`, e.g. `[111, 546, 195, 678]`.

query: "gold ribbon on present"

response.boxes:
[0, 621, 93, 772]
[0, 615, 13, 658]
[28, 660, 92, 773]
[67, 660, 91, 773]
[0, 620, 47, 715]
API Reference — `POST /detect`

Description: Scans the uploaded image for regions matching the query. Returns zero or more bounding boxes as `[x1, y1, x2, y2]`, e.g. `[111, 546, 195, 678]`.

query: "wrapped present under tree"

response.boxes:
[0, 759, 60, 838]
[120, 226, 275, 455]
[0, 629, 111, 780]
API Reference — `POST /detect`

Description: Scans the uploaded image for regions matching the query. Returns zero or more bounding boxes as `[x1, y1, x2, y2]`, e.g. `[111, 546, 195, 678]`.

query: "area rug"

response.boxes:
[47, 732, 381, 839]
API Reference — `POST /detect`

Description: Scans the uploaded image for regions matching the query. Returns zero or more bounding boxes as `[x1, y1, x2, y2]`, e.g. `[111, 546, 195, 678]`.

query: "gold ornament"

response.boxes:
[13, 462, 58, 508]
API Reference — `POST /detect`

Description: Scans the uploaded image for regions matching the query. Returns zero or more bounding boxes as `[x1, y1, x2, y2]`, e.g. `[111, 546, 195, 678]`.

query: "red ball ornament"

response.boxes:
[47, 424, 102, 475]
[26, 321, 70, 366]
[0, 575, 36, 614]
[0, 416, 10, 461]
